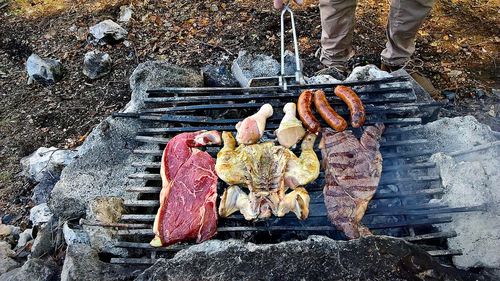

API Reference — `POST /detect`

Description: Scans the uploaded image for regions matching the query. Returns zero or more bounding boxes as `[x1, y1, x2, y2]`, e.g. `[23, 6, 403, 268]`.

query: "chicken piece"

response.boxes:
[275, 103, 306, 148]
[319, 124, 384, 239]
[236, 104, 273, 145]
[216, 131, 319, 220]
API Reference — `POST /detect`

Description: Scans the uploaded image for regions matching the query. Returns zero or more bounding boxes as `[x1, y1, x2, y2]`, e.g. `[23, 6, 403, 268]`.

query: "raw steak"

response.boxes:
[151, 130, 221, 247]
[319, 124, 384, 239]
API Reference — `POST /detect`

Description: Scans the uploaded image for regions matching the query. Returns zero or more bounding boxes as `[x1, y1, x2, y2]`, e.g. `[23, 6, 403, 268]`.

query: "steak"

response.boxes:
[319, 124, 384, 239]
[151, 130, 221, 247]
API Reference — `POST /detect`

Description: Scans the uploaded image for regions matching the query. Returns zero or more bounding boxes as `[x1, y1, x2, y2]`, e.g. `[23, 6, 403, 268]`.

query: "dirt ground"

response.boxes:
[0, 0, 498, 226]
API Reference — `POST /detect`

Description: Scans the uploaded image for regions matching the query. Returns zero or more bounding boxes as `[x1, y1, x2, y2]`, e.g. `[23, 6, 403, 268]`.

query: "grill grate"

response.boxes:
[104, 77, 477, 266]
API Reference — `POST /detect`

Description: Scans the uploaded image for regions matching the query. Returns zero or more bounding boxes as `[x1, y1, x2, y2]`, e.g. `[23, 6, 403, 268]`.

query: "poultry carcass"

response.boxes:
[216, 131, 320, 220]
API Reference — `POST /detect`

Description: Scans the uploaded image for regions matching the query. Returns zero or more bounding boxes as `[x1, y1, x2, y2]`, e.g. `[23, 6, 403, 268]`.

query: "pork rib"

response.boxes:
[319, 124, 384, 239]
[151, 130, 221, 247]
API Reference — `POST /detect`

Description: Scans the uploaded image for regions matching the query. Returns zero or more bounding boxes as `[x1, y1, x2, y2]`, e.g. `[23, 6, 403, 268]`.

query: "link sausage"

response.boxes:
[313, 90, 348, 132]
[334, 85, 366, 128]
[297, 90, 321, 134]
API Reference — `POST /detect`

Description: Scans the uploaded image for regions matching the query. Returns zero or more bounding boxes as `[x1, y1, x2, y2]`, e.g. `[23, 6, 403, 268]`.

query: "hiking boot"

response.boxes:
[315, 64, 348, 81]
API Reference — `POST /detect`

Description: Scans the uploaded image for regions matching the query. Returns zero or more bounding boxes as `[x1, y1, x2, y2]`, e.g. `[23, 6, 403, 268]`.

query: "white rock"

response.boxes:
[118, 6, 133, 23]
[0, 241, 19, 274]
[89, 20, 128, 43]
[20, 147, 77, 182]
[16, 229, 33, 249]
[306, 74, 341, 84]
[63, 222, 90, 246]
[26, 54, 63, 84]
[29, 204, 53, 226]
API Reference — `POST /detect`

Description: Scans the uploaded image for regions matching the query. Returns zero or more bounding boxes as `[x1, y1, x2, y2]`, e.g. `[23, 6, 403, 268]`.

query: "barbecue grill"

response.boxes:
[106, 75, 485, 266]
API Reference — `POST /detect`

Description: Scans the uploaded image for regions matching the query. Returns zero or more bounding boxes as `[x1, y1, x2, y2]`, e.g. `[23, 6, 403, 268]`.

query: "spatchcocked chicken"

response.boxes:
[216, 131, 320, 220]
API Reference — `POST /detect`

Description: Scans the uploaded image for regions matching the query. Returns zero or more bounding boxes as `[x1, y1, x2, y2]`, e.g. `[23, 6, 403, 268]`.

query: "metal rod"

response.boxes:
[427, 249, 462, 257]
[402, 231, 457, 242]
[145, 76, 409, 94]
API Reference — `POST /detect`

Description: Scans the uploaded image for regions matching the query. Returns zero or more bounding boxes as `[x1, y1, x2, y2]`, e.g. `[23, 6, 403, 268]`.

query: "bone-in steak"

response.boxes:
[151, 131, 221, 247]
[319, 124, 384, 239]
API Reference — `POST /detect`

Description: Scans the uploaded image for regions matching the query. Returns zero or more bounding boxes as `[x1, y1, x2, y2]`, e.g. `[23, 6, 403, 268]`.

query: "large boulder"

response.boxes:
[201, 65, 239, 87]
[61, 244, 140, 281]
[0, 258, 60, 281]
[26, 54, 63, 84]
[49, 61, 202, 219]
[136, 236, 485, 281]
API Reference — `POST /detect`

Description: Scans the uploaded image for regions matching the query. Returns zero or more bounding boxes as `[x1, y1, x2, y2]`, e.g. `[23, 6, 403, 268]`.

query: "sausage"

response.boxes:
[313, 90, 348, 132]
[334, 85, 366, 128]
[297, 90, 321, 134]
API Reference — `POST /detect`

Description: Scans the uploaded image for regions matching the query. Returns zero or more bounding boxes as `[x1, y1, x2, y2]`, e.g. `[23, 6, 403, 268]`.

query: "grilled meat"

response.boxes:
[236, 104, 273, 145]
[319, 124, 384, 239]
[216, 132, 319, 220]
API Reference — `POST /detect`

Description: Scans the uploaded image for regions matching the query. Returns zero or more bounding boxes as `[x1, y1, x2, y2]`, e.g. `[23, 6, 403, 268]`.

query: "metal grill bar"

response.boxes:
[145, 76, 410, 94]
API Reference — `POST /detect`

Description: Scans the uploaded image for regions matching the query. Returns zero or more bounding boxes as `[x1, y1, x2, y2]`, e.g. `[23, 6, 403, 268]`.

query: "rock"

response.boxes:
[474, 88, 486, 98]
[136, 236, 484, 281]
[283, 50, 303, 76]
[89, 20, 128, 44]
[231, 50, 280, 87]
[29, 203, 53, 226]
[82, 225, 128, 257]
[443, 90, 456, 101]
[306, 74, 341, 84]
[49, 62, 202, 219]
[0, 241, 19, 275]
[26, 54, 62, 84]
[83, 51, 112, 80]
[0, 258, 60, 281]
[118, 6, 133, 23]
[16, 229, 33, 249]
[0, 224, 12, 237]
[345, 64, 391, 82]
[63, 222, 90, 246]
[431, 148, 500, 270]
[31, 220, 57, 258]
[201, 65, 239, 87]
[31, 173, 60, 205]
[61, 244, 140, 281]
[2, 214, 13, 224]
[416, 116, 498, 154]
[89, 197, 125, 224]
[20, 147, 77, 182]
[447, 70, 463, 78]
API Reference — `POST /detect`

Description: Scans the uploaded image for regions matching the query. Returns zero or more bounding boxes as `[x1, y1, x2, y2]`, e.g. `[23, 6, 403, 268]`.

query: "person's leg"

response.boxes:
[381, 0, 435, 67]
[319, 0, 358, 69]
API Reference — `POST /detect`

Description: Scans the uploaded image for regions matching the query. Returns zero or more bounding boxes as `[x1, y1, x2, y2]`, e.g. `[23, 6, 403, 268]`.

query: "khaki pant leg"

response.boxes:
[319, 0, 358, 67]
[381, 0, 435, 66]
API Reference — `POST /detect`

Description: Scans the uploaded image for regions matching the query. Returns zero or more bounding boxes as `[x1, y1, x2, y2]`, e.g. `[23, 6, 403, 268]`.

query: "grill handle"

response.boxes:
[280, 4, 305, 90]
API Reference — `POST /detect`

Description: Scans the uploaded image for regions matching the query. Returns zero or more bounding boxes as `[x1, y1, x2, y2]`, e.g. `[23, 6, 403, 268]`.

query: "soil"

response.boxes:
[0, 0, 498, 227]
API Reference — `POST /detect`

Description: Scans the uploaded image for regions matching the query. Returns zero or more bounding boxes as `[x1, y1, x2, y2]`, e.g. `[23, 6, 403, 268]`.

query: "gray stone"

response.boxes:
[26, 54, 63, 84]
[49, 62, 202, 219]
[0, 241, 19, 275]
[20, 147, 77, 182]
[83, 50, 112, 80]
[0, 258, 59, 281]
[231, 50, 280, 87]
[16, 229, 33, 249]
[283, 50, 303, 76]
[61, 244, 140, 281]
[201, 65, 239, 87]
[31, 220, 57, 258]
[82, 225, 128, 257]
[63, 222, 90, 246]
[431, 148, 500, 270]
[89, 20, 128, 44]
[118, 6, 133, 23]
[136, 236, 485, 281]
[417, 116, 499, 154]
[31, 173, 59, 205]
[306, 74, 341, 84]
[29, 203, 53, 226]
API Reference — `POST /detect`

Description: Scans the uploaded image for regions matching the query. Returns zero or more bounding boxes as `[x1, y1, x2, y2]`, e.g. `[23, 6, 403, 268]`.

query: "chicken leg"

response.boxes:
[236, 103, 273, 145]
